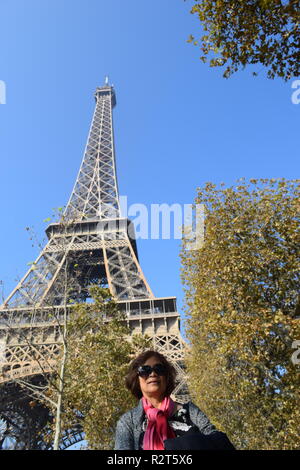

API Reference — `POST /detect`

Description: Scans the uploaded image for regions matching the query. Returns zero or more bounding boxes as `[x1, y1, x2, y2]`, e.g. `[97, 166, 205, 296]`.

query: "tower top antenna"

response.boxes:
[104, 76, 109, 86]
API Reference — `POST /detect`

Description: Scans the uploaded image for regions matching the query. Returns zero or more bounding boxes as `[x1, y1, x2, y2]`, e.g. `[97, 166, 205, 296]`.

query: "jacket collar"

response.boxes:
[132, 399, 145, 429]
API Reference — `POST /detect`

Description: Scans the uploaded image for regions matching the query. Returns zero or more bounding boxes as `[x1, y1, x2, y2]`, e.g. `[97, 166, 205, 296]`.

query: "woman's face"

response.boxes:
[138, 355, 167, 400]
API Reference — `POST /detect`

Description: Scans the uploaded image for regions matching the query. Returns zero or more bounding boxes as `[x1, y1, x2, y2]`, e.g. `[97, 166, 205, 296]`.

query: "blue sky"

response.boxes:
[0, 0, 299, 341]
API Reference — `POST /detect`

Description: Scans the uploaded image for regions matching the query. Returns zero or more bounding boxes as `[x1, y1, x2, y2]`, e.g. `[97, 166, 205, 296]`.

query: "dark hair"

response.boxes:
[125, 350, 177, 399]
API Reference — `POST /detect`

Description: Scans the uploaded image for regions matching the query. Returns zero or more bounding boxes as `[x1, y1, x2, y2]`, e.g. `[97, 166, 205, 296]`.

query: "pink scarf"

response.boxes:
[142, 396, 176, 450]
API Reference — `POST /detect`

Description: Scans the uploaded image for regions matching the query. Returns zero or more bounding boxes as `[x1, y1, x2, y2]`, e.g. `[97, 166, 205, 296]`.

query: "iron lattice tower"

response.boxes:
[0, 81, 187, 449]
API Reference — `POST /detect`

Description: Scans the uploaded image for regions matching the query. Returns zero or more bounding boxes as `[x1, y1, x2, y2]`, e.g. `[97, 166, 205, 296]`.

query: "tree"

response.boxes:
[43, 286, 149, 450]
[0, 209, 96, 449]
[187, 0, 300, 80]
[181, 178, 300, 449]
[22, 210, 94, 450]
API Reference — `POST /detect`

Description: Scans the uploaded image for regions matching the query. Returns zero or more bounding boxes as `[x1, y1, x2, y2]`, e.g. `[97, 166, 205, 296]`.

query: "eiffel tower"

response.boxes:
[0, 79, 187, 449]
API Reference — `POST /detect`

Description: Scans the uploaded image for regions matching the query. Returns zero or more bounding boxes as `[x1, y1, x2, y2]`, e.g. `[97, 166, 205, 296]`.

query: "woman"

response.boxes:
[114, 350, 235, 450]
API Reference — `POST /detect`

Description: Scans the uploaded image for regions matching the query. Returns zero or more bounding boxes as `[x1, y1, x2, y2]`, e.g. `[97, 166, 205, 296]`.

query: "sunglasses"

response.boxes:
[137, 363, 167, 378]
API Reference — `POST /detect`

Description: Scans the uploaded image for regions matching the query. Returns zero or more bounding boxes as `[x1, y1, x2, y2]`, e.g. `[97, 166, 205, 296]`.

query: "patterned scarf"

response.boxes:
[142, 396, 176, 450]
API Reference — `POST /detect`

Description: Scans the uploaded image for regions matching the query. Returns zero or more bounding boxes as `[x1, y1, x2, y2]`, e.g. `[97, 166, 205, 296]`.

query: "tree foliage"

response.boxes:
[187, 0, 300, 80]
[181, 178, 300, 449]
[44, 287, 149, 449]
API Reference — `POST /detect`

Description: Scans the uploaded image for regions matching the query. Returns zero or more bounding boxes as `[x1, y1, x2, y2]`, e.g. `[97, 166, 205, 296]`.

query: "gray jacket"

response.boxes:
[114, 400, 217, 450]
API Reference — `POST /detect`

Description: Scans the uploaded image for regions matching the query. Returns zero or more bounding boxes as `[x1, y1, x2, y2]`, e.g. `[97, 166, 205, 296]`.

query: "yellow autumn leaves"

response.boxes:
[181, 178, 300, 449]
